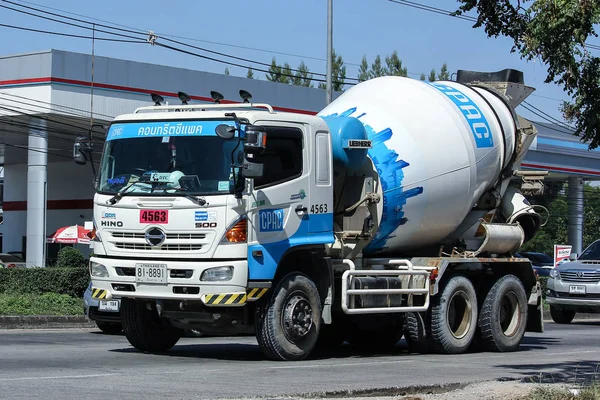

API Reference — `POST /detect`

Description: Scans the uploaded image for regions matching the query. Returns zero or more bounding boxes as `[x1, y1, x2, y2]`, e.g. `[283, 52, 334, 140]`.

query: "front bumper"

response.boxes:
[546, 277, 600, 309]
[90, 257, 248, 304]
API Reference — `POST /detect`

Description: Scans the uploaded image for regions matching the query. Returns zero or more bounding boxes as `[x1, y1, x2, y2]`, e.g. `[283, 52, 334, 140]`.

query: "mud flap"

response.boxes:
[526, 281, 544, 333]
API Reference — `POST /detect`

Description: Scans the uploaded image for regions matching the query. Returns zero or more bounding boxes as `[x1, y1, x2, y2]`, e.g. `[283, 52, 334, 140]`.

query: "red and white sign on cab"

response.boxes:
[554, 244, 572, 267]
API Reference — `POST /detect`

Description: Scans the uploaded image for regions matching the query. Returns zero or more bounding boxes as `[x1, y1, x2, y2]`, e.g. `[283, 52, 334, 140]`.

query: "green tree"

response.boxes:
[280, 62, 293, 84]
[246, 68, 254, 79]
[318, 49, 346, 91]
[266, 58, 282, 82]
[385, 50, 408, 77]
[429, 69, 437, 82]
[438, 63, 450, 80]
[358, 55, 370, 82]
[293, 60, 313, 87]
[419, 73, 426, 81]
[520, 182, 600, 255]
[454, 0, 600, 149]
[369, 55, 388, 78]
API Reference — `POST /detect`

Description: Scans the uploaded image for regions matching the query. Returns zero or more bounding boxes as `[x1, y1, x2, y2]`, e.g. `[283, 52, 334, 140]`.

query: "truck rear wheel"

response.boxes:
[403, 312, 430, 354]
[430, 275, 478, 354]
[550, 306, 576, 324]
[121, 298, 182, 353]
[478, 274, 528, 352]
[256, 272, 322, 361]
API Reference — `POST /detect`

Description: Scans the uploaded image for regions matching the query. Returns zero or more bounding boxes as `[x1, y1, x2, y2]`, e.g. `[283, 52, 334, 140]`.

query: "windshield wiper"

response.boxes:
[162, 188, 208, 206]
[107, 181, 157, 205]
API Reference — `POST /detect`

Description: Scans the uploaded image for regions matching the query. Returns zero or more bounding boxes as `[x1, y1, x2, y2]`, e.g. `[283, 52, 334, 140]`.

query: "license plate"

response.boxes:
[99, 300, 120, 312]
[135, 264, 167, 283]
[569, 285, 586, 294]
[140, 210, 169, 224]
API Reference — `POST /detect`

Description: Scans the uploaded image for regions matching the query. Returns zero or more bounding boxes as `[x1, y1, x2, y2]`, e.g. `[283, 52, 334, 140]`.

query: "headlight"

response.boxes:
[549, 269, 560, 279]
[90, 261, 109, 277]
[201, 266, 233, 282]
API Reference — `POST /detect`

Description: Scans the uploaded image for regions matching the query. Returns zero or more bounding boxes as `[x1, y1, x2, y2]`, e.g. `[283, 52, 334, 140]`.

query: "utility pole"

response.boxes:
[326, 0, 333, 105]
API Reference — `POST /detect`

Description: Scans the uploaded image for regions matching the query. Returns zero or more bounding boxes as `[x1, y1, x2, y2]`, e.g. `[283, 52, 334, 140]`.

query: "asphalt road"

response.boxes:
[1, 320, 599, 400]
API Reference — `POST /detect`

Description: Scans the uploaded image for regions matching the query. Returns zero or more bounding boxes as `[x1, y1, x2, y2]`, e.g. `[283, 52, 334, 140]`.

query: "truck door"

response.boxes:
[246, 125, 312, 281]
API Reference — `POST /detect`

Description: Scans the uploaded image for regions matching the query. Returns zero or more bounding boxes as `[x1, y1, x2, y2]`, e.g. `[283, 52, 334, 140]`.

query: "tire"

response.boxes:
[96, 321, 122, 335]
[256, 273, 322, 361]
[346, 315, 404, 350]
[403, 312, 430, 354]
[550, 306, 576, 324]
[121, 298, 182, 353]
[478, 275, 528, 352]
[430, 275, 478, 354]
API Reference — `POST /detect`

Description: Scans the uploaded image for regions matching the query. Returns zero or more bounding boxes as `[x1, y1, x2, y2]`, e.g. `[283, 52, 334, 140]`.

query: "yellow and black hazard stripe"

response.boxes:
[203, 292, 247, 306]
[91, 287, 108, 300]
[246, 287, 269, 301]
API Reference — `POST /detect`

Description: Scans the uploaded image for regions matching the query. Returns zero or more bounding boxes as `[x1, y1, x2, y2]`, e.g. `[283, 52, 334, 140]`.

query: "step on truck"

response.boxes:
[74, 68, 545, 361]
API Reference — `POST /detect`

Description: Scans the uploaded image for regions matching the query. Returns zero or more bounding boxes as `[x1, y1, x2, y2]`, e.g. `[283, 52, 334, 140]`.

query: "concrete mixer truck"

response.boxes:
[75, 68, 546, 361]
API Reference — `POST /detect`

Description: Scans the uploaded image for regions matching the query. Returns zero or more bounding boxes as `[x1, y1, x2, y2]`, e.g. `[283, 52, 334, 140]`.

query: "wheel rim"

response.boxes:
[499, 290, 520, 336]
[282, 291, 314, 341]
[446, 289, 472, 339]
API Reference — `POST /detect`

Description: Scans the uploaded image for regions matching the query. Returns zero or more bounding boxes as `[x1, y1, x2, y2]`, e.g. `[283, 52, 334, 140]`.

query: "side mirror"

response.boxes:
[570, 253, 578, 261]
[244, 125, 267, 154]
[215, 124, 236, 140]
[73, 137, 91, 165]
[242, 162, 264, 178]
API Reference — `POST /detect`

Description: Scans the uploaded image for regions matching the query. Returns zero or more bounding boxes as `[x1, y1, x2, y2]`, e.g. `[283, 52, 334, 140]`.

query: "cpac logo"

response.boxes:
[430, 83, 493, 149]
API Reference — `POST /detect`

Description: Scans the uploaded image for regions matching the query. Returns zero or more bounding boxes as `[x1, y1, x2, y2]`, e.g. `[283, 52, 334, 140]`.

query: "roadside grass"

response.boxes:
[524, 382, 600, 399]
[0, 293, 83, 315]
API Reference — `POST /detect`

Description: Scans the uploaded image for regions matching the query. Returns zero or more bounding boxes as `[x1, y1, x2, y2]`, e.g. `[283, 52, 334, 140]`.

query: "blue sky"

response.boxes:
[0, 0, 584, 125]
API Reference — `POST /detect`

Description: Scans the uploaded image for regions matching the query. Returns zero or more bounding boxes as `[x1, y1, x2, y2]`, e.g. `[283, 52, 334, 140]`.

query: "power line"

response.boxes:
[0, 23, 144, 43]
[0, 2, 146, 42]
[385, 0, 600, 51]
[1, 0, 573, 120]
[0, 0, 358, 81]
[0, 91, 117, 120]
[523, 100, 574, 131]
[9, 0, 364, 67]
[520, 103, 576, 135]
[154, 42, 351, 86]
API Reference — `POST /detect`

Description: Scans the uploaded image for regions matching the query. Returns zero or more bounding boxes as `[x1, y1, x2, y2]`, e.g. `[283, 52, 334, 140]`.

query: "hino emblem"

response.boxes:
[145, 227, 166, 247]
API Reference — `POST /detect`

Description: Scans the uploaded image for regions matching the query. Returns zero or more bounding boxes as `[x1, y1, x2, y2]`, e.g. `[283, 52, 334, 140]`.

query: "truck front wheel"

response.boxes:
[478, 274, 528, 352]
[255, 272, 322, 361]
[430, 275, 478, 354]
[550, 306, 576, 324]
[121, 298, 182, 353]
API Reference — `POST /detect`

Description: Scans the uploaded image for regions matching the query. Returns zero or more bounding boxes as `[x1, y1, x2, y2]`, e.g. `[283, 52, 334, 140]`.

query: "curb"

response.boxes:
[1, 312, 598, 330]
[0, 315, 96, 330]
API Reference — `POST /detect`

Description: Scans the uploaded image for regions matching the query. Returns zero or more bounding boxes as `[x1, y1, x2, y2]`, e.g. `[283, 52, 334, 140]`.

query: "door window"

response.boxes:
[252, 127, 303, 189]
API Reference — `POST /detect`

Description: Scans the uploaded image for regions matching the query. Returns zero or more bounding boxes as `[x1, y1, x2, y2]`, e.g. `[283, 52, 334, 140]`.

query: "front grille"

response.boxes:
[112, 232, 206, 240]
[114, 242, 203, 251]
[560, 271, 600, 283]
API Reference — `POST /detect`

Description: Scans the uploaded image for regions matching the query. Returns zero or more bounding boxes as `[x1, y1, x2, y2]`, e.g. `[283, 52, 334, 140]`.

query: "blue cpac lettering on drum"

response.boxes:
[430, 83, 493, 148]
[259, 209, 284, 232]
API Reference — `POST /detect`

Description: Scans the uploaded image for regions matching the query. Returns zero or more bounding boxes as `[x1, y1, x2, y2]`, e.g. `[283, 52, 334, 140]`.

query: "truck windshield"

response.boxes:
[97, 120, 242, 196]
